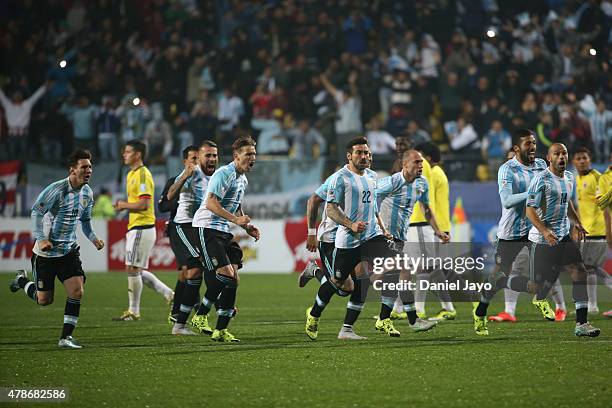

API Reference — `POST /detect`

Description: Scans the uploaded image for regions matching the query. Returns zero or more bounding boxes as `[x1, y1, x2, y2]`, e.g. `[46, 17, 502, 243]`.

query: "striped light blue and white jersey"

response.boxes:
[527, 169, 576, 244]
[378, 173, 429, 242]
[192, 162, 248, 234]
[31, 177, 97, 258]
[173, 166, 210, 224]
[327, 166, 382, 249]
[497, 157, 548, 240]
[315, 174, 337, 244]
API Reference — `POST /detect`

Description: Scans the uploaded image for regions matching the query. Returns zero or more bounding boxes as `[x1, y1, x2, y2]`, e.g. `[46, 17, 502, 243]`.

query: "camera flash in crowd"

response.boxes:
[132, 97, 140, 106]
[486, 29, 496, 38]
[59, 60, 67, 68]
[589, 48, 597, 56]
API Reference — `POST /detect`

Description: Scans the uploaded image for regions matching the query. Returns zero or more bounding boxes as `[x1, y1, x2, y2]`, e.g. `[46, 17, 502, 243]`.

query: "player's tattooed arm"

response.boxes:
[375, 213, 392, 240]
[327, 203, 366, 234]
[420, 202, 449, 243]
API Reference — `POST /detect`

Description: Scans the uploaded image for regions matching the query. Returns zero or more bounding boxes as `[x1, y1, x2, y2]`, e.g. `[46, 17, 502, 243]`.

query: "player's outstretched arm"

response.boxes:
[375, 213, 392, 240]
[114, 198, 149, 211]
[166, 165, 194, 201]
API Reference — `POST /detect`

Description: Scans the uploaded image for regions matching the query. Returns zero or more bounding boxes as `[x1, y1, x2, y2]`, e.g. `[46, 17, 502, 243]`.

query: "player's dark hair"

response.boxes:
[182, 145, 199, 159]
[67, 149, 92, 168]
[346, 136, 368, 153]
[511, 128, 535, 147]
[126, 139, 146, 159]
[572, 147, 591, 158]
[201, 140, 218, 149]
[417, 142, 441, 163]
[232, 136, 256, 153]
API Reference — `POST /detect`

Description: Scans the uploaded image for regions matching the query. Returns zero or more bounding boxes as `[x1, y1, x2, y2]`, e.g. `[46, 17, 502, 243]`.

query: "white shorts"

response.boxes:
[580, 238, 607, 269]
[125, 227, 156, 269]
[404, 224, 436, 267]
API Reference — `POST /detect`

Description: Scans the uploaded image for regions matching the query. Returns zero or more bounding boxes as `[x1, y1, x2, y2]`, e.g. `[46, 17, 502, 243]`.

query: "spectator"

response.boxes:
[481, 120, 511, 179]
[320, 71, 362, 159]
[404, 119, 432, 148]
[445, 116, 480, 153]
[287, 119, 326, 159]
[175, 113, 194, 155]
[61, 95, 98, 151]
[366, 116, 395, 155]
[143, 103, 173, 164]
[92, 187, 116, 219]
[116, 94, 149, 143]
[217, 86, 245, 148]
[587, 99, 612, 163]
[97, 96, 120, 161]
[0, 82, 47, 159]
[438, 72, 464, 122]
[252, 109, 289, 155]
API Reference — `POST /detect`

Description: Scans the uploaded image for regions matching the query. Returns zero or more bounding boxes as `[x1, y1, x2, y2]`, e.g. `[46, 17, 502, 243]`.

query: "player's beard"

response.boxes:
[519, 149, 535, 165]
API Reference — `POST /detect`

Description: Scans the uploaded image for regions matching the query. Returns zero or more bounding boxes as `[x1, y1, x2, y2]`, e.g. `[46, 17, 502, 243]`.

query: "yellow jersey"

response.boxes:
[576, 169, 604, 237]
[410, 159, 436, 224]
[431, 165, 451, 232]
[126, 165, 155, 230]
[597, 167, 612, 210]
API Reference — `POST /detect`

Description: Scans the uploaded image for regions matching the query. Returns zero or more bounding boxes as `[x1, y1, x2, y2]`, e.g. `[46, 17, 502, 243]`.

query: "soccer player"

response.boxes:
[572, 147, 612, 314]
[9, 149, 104, 349]
[376, 149, 448, 334]
[597, 158, 612, 317]
[526, 143, 600, 337]
[190, 136, 260, 342]
[304, 137, 390, 340]
[158, 168, 182, 323]
[113, 139, 173, 321]
[473, 129, 552, 335]
[407, 143, 456, 320]
[166, 141, 218, 335]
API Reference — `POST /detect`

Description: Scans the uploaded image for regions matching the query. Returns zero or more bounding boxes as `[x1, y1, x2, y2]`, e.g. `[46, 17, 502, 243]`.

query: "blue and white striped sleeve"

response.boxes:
[207, 168, 230, 200]
[31, 183, 60, 241]
[418, 178, 429, 205]
[80, 192, 98, 243]
[526, 175, 545, 208]
[327, 174, 344, 204]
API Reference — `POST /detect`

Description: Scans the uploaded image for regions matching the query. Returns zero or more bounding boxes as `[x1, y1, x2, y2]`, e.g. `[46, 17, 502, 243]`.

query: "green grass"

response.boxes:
[1, 272, 611, 408]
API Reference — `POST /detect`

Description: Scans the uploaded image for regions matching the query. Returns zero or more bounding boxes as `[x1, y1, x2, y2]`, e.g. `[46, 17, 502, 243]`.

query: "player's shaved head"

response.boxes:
[548, 143, 567, 156]
[402, 149, 420, 163]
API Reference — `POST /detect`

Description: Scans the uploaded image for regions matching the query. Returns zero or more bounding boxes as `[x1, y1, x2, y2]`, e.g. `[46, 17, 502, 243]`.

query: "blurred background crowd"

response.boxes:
[0, 0, 610, 182]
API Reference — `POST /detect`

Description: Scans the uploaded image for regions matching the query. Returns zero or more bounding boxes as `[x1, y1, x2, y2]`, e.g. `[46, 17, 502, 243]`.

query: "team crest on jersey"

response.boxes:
[80, 196, 90, 208]
[140, 183, 146, 192]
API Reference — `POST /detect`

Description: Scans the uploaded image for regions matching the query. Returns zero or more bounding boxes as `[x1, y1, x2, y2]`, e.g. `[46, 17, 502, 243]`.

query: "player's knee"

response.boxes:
[569, 264, 587, 281]
[70, 286, 84, 300]
[216, 273, 238, 288]
[185, 267, 202, 280]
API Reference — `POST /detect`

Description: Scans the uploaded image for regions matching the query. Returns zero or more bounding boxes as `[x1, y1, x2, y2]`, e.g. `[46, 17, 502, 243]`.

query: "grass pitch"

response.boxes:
[1, 272, 611, 408]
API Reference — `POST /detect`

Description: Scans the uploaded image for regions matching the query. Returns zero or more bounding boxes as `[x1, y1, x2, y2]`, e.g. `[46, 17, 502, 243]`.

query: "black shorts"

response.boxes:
[31, 248, 85, 292]
[318, 241, 335, 275]
[168, 223, 202, 270]
[530, 235, 583, 282]
[494, 236, 531, 273]
[196, 227, 243, 271]
[332, 235, 396, 280]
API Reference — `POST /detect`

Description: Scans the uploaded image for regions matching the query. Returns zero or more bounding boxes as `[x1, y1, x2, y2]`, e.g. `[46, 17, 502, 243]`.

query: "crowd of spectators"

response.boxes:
[0, 0, 610, 181]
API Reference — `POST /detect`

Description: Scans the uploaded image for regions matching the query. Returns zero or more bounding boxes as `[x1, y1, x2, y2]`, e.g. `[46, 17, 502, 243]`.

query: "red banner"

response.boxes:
[107, 220, 176, 271]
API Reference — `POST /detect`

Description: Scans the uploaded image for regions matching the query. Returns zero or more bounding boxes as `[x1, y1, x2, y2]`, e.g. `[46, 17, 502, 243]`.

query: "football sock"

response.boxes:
[586, 274, 597, 310]
[506, 275, 529, 292]
[550, 279, 566, 310]
[216, 286, 237, 330]
[343, 277, 368, 326]
[415, 273, 428, 314]
[141, 270, 173, 299]
[197, 273, 233, 315]
[172, 280, 185, 315]
[393, 296, 403, 314]
[61, 297, 80, 339]
[310, 280, 336, 317]
[573, 280, 588, 324]
[24, 281, 37, 302]
[380, 296, 394, 320]
[402, 302, 417, 325]
[504, 288, 519, 316]
[430, 270, 454, 311]
[127, 273, 143, 315]
[475, 299, 489, 317]
[177, 278, 202, 324]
